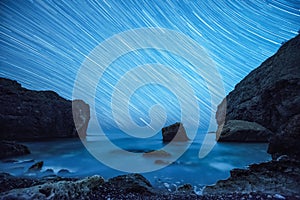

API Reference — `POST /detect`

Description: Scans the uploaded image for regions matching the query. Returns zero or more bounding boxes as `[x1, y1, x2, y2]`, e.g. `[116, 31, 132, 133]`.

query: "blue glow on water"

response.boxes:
[0, 136, 270, 189]
[0, 1, 299, 131]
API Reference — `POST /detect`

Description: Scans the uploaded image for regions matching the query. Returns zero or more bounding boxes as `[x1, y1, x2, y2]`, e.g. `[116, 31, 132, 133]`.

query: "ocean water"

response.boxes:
[0, 131, 270, 192]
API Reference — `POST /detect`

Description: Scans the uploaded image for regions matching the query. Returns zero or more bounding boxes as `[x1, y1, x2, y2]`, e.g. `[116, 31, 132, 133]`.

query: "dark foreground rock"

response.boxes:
[217, 120, 273, 142]
[0, 174, 103, 200]
[0, 173, 299, 200]
[0, 141, 30, 159]
[268, 113, 300, 159]
[162, 122, 189, 142]
[203, 159, 300, 197]
[0, 77, 90, 140]
[216, 34, 300, 144]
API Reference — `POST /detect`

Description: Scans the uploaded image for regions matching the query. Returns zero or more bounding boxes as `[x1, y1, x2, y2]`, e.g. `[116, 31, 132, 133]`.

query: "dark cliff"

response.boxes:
[0, 78, 90, 140]
[215, 34, 300, 158]
[204, 34, 300, 196]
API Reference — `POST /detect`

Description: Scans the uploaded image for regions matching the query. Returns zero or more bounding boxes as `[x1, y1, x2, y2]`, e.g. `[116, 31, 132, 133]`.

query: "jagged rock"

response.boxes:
[216, 34, 300, 147]
[28, 161, 43, 172]
[0, 77, 90, 140]
[143, 150, 171, 157]
[0, 141, 30, 159]
[216, 120, 273, 142]
[203, 159, 300, 196]
[107, 173, 154, 194]
[162, 122, 189, 142]
[177, 184, 193, 193]
[0, 175, 104, 200]
[0, 173, 37, 193]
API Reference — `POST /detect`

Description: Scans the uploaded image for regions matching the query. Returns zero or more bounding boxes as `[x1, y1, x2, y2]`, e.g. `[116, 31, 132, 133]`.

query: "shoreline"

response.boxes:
[0, 138, 293, 199]
[0, 171, 298, 200]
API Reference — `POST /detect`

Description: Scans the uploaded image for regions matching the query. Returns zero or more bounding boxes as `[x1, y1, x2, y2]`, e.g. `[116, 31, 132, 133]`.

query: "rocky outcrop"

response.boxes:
[0, 173, 154, 200]
[206, 35, 300, 197]
[203, 159, 300, 196]
[0, 77, 90, 140]
[27, 161, 44, 173]
[217, 120, 273, 142]
[0, 175, 104, 200]
[0, 141, 30, 159]
[106, 173, 154, 194]
[162, 122, 189, 142]
[0, 173, 78, 193]
[216, 34, 300, 146]
[268, 113, 300, 159]
[1, 172, 299, 199]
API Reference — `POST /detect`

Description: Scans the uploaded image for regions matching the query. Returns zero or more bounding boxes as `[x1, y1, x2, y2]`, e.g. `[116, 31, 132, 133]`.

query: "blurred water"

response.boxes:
[0, 131, 270, 190]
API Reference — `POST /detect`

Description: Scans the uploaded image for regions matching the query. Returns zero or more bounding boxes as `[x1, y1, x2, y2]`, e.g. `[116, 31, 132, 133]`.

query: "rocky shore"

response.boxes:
[1, 173, 298, 200]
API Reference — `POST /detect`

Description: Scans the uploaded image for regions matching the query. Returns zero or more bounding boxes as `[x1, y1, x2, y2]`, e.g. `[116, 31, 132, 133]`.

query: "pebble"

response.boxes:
[274, 194, 286, 199]
[164, 183, 170, 188]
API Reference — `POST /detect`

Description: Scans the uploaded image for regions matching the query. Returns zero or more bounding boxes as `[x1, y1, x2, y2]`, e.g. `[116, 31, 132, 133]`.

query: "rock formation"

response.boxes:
[203, 159, 300, 196]
[0, 141, 30, 159]
[0, 175, 104, 200]
[162, 122, 189, 142]
[0, 77, 90, 140]
[216, 34, 300, 150]
[204, 34, 300, 197]
[216, 120, 272, 142]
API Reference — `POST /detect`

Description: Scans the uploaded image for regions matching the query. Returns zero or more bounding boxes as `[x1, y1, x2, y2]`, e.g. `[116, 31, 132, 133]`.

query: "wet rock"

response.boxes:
[216, 120, 273, 142]
[0, 141, 30, 159]
[0, 175, 104, 200]
[0, 173, 38, 193]
[203, 159, 300, 196]
[0, 77, 90, 140]
[162, 122, 189, 142]
[107, 173, 154, 194]
[177, 184, 194, 193]
[28, 161, 43, 172]
[274, 194, 286, 199]
[143, 150, 171, 157]
[41, 169, 55, 177]
[216, 34, 300, 149]
[57, 169, 71, 176]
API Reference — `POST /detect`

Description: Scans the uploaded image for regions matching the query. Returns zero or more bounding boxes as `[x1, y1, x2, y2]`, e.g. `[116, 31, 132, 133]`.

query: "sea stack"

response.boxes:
[162, 122, 189, 142]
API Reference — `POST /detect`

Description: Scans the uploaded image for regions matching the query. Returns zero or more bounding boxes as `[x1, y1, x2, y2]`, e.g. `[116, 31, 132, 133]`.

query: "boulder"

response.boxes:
[203, 159, 300, 196]
[162, 122, 189, 142]
[215, 34, 300, 157]
[107, 173, 153, 194]
[177, 184, 194, 193]
[0, 141, 30, 159]
[0, 77, 90, 140]
[216, 120, 273, 142]
[28, 161, 44, 172]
